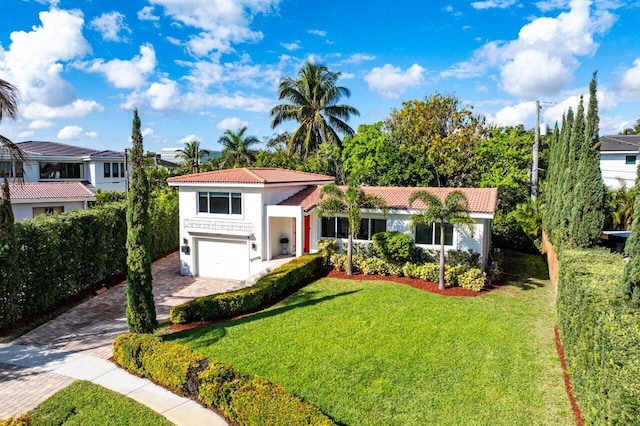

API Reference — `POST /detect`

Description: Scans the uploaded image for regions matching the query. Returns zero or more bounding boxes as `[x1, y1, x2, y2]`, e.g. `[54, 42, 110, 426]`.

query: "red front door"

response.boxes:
[303, 215, 311, 253]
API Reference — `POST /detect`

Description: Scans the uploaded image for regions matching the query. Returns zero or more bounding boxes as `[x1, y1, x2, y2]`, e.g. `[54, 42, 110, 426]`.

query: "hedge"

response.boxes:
[1, 190, 178, 331]
[170, 254, 323, 324]
[113, 334, 334, 425]
[557, 248, 640, 425]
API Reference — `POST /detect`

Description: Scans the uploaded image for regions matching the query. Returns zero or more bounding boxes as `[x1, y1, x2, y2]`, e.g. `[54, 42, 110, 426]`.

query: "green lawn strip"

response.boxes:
[25, 380, 174, 426]
[168, 252, 572, 425]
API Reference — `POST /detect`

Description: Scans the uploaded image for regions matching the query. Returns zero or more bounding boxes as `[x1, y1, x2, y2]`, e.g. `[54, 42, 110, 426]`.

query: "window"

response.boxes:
[626, 155, 636, 165]
[104, 163, 110, 178]
[40, 162, 84, 179]
[197, 192, 242, 215]
[415, 223, 454, 246]
[112, 163, 119, 178]
[33, 206, 64, 217]
[321, 217, 386, 240]
[120, 163, 125, 177]
[1, 161, 22, 178]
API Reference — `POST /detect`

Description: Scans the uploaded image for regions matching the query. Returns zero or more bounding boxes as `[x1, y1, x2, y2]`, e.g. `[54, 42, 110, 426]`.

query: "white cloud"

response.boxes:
[23, 99, 103, 120]
[147, 79, 179, 111]
[81, 44, 156, 89]
[619, 58, 640, 94]
[490, 101, 538, 126]
[149, 0, 280, 56]
[28, 120, 54, 129]
[364, 64, 425, 99]
[471, 0, 517, 9]
[179, 134, 202, 144]
[281, 42, 300, 51]
[217, 117, 248, 131]
[138, 6, 160, 21]
[342, 53, 376, 64]
[90, 12, 130, 42]
[307, 29, 326, 37]
[442, 0, 617, 99]
[142, 127, 154, 137]
[57, 125, 84, 139]
[18, 130, 35, 138]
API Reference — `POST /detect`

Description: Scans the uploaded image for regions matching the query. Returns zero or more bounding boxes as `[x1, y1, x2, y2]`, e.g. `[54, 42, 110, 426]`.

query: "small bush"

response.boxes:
[317, 240, 338, 264]
[359, 257, 391, 276]
[445, 249, 480, 269]
[372, 231, 415, 263]
[418, 263, 440, 282]
[411, 246, 436, 263]
[1, 416, 31, 426]
[170, 254, 323, 324]
[458, 268, 486, 292]
[445, 265, 466, 287]
[402, 262, 421, 279]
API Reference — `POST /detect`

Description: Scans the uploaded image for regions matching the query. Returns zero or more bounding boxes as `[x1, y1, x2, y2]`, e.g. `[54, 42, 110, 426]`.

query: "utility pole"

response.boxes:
[531, 100, 540, 202]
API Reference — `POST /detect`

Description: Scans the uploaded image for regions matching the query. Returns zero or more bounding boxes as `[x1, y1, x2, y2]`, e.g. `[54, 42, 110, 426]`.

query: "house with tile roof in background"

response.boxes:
[0, 141, 125, 220]
[168, 168, 498, 281]
[599, 135, 640, 188]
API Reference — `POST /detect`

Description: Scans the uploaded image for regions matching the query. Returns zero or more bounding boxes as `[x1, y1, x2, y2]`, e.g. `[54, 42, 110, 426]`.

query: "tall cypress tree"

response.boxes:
[543, 121, 561, 234]
[0, 177, 19, 327]
[126, 108, 157, 333]
[557, 107, 576, 239]
[569, 73, 606, 247]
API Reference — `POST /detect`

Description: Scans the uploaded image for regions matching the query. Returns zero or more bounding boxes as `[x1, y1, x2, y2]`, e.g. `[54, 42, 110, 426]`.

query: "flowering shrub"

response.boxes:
[457, 268, 487, 292]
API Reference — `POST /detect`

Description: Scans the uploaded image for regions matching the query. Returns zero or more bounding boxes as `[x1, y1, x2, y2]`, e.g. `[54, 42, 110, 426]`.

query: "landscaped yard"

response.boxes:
[167, 251, 573, 425]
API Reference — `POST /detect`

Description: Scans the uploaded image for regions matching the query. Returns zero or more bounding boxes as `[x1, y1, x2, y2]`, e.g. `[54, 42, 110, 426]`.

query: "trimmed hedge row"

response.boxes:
[1, 190, 178, 331]
[170, 254, 323, 324]
[113, 334, 334, 425]
[557, 248, 640, 425]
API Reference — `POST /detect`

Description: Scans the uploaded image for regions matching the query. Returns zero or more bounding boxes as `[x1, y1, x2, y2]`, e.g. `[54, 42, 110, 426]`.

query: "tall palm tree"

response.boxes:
[218, 126, 260, 168]
[318, 183, 388, 275]
[608, 180, 635, 231]
[270, 62, 359, 159]
[0, 79, 24, 163]
[175, 140, 210, 174]
[409, 190, 474, 290]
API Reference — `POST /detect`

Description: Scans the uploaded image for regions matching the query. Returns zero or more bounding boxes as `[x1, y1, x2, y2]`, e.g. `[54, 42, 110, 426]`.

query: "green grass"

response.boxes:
[25, 381, 174, 426]
[168, 251, 573, 425]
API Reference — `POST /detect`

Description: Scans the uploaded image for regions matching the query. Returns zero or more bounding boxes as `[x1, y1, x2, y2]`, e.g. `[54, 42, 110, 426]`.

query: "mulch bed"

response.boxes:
[555, 326, 585, 426]
[326, 269, 495, 297]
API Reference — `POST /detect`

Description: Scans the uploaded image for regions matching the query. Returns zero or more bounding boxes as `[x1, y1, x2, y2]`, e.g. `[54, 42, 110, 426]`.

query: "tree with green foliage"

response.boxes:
[0, 79, 24, 164]
[126, 108, 157, 333]
[621, 162, 640, 304]
[0, 177, 19, 326]
[409, 190, 474, 290]
[176, 140, 210, 174]
[569, 73, 606, 247]
[606, 181, 635, 230]
[270, 62, 359, 159]
[318, 183, 388, 275]
[386, 93, 487, 187]
[218, 126, 260, 168]
[560, 99, 585, 238]
[620, 118, 640, 135]
[543, 121, 562, 234]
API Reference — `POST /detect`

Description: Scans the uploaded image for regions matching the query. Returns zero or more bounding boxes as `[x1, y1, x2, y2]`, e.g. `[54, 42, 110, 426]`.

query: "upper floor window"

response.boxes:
[40, 162, 84, 180]
[626, 155, 636, 165]
[198, 192, 242, 215]
[1, 161, 23, 178]
[104, 162, 124, 178]
[415, 223, 454, 246]
[104, 163, 110, 178]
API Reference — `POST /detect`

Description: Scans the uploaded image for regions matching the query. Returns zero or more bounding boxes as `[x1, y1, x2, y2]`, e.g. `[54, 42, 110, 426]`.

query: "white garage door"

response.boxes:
[197, 238, 249, 280]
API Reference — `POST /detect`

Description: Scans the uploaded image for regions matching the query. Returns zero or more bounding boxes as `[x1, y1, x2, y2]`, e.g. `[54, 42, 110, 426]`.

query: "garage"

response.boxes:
[196, 238, 249, 280]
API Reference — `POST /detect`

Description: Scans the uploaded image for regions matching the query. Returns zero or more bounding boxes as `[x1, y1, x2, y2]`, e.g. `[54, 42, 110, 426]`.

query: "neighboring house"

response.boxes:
[168, 168, 498, 281]
[6, 181, 96, 221]
[600, 135, 640, 188]
[0, 141, 126, 192]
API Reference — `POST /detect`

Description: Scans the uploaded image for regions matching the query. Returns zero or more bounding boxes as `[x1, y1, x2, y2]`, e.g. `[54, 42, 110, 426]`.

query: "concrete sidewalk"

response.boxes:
[0, 344, 225, 425]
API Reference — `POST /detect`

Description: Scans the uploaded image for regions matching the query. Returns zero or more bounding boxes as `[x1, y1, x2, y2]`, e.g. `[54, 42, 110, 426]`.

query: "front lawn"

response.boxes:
[168, 251, 573, 425]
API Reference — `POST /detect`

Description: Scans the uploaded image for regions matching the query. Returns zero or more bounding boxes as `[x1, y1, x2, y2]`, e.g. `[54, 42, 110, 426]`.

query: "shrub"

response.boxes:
[113, 334, 334, 425]
[359, 257, 390, 276]
[557, 248, 640, 424]
[411, 246, 436, 263]
[444, 265, 466, 287]
[458, 268, 486, 291]
[445, 249, 480, 270]
[170, 254, 323, 324]
[317, 239, 338, 264]
[402, 262, 421, 279]
[1, 416, 31, 426]
[330, 253, 348, 272]
[418, 263, 440, 282]
[372, 231, 415, 263]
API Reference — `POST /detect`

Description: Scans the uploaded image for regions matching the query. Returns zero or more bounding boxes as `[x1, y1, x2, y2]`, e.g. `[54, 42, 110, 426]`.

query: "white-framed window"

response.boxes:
[40, 162, 84, 179]
[33, 206, 64, 217]
[198, 192, 242, 215]
[104, 162, 124, 178]
[321, 216, 387, 240]
[415, 223, 454, 246]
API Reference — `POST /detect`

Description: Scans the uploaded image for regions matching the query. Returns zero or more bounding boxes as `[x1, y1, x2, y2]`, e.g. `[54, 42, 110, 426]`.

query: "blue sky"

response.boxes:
[0, 0, 639, 153]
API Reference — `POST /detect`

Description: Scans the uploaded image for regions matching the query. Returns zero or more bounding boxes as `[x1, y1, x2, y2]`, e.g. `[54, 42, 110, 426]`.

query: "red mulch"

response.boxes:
[326, 270, 495, 297]
[555, 326, 585, 426]
[169, 321, 214, 332]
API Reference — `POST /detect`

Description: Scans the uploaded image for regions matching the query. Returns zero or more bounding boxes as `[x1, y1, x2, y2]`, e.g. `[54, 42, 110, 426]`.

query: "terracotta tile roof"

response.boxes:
[279, 185, 499, 215]
[5, 182, 96, 201]
[167, 167, 335, 184]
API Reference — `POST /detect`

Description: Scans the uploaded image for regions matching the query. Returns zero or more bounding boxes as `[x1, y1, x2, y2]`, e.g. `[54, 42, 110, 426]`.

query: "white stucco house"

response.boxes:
[168, 168, 498, 281]
[6, 182, 96, 221]
[0, 141, 126, 192]
[600, 135, 640, 188]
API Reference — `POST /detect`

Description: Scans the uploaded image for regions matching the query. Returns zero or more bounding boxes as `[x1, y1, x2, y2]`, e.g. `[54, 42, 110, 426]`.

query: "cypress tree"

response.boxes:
[569, 73, 606, 247]
[126, 108, 157, 333]
[543, 121, 561, 234]
[556, 107, 575, 240]
[0, 177, 19, 327]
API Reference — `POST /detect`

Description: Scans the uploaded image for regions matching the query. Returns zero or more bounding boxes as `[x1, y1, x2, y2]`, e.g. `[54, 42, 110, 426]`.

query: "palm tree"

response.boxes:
[608, 180, 635, 230]
[0, 79, 24, 163]
[318, 183, 388, 275]
[409, 190, 474, 290]
[270, 62, 359, 159]
[218, 126, 260, 168]
[175, 140, 210, 174]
